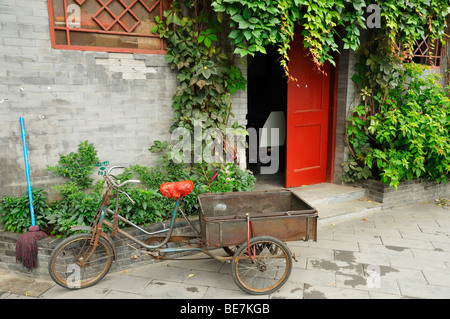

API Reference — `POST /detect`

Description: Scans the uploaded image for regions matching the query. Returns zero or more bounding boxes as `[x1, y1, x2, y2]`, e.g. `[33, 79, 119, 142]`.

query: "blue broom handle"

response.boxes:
[20, 117, 36, 227]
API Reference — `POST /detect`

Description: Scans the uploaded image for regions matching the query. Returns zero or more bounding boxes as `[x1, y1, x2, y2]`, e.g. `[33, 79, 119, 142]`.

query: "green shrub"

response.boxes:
[116, 164, 200, 221]
[0, 188, 49, 233]
[116, 162, 256, 221]
[346, 64, 450, 188]
[115, 187, 165, 226]
[47, 141, 98, 189]
[46, 181, 103, 237]
[366, 65, 450, 187]
[207, 163, 256, 193]
[46, 141, 101, 237]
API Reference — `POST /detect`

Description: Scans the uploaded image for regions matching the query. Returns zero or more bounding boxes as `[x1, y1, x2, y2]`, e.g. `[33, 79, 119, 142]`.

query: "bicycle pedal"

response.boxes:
[131, 252, 141, 260]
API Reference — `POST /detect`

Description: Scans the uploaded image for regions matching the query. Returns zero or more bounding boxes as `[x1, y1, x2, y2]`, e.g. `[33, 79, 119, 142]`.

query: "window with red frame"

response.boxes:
[411, 36, 443, 68]
[47, 0, 169, 54]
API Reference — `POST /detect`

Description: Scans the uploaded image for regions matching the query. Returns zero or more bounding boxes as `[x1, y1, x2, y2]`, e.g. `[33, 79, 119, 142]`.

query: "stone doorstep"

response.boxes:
[291, 183, 366, 207]
[316, 198, 382, 225]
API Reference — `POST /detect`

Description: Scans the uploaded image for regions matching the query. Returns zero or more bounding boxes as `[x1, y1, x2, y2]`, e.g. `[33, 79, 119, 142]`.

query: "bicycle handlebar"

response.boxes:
[106, 166, 141, 187]
[105, 166, 140, 204]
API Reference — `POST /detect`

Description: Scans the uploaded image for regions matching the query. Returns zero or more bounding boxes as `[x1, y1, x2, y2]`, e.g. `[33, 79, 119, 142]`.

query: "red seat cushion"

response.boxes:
[160, 180, 194, 199]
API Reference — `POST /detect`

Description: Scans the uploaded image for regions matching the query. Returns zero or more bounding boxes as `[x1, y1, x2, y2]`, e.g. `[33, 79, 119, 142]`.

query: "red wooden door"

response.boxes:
[286, 34, 331, 187]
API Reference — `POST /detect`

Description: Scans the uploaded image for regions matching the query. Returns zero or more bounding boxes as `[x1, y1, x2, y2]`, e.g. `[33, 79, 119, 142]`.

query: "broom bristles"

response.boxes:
[16, 225, 47, 270]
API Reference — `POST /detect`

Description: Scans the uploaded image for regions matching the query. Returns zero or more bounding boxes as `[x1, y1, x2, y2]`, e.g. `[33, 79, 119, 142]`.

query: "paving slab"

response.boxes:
[0, 271, 54, 298]
[398, 281, 450, 299]
[422, 270, 450, 287]
[306, 258, 364, 276]
[303, 283, 370, 299]
[94, 271, 152, 294]
[289, 268, 336, 286]
[40, 284, 110, 299]
[140, 280, 208, 298]
[388, 254, 449, 272]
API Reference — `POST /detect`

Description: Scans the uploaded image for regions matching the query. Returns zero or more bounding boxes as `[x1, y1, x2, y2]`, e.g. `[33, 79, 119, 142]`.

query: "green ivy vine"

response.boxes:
[151, 0, 450, 189]
[149, 0, 251, 174]
[150, 0, 384, 164]
[153, 1, 246, 136]
[211, 0, 367, 77]
[343, 1, 450, 187]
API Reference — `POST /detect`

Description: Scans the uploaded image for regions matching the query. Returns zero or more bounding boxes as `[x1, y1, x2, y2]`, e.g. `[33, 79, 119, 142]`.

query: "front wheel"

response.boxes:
[48, 233, 114, 289]
[231, 236, 292, 295]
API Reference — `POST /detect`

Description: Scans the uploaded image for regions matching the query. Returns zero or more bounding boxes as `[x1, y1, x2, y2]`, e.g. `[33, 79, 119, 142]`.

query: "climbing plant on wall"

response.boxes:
[211, 0, 367, 77]
[151, 0, 375, 163]
[342, 0, 450, 187]
[150, 1, 247, 166]
[152, 0, 450, 188]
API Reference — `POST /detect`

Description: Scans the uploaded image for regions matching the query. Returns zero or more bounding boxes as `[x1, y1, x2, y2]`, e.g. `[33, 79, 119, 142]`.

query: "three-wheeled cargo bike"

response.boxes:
[48, 166, 318, 295]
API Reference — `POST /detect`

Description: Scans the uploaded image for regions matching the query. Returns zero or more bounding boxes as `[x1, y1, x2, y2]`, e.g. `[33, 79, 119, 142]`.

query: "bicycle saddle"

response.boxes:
[160, 180, 194, 199]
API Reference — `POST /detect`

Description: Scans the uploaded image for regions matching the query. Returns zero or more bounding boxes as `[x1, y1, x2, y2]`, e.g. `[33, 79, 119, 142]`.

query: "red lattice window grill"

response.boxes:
[411, 35, 443, 68]
[48, 0, 169, 54]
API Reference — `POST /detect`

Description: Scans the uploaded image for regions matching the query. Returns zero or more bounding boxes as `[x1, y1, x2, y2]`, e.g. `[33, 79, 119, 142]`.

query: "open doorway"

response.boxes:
[246, 46, 287, 190]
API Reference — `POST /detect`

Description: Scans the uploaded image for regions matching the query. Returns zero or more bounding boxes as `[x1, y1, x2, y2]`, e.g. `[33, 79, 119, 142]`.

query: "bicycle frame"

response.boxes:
[76, 166, 232, 262]
[91, 195, 213, 264]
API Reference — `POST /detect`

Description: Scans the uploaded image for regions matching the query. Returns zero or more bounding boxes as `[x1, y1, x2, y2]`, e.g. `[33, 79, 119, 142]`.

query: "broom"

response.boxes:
[15, 117, 47, 270]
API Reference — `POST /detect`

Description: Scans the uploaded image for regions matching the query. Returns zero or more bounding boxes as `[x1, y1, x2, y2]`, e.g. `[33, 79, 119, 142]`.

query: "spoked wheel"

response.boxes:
[231, 236, 292, 295]
[48, 233, 114, 289]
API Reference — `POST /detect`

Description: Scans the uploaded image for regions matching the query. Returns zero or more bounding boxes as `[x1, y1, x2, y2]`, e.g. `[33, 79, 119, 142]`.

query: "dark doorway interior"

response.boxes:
[246, 46, 287, 186]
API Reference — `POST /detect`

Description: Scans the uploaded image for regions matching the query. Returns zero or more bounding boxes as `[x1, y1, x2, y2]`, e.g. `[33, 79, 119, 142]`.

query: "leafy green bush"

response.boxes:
[115, 188, 165, 226]
[1, 140, 256, 237]
[0, 188, 49, 233]
[46, 182, 103, 237]
[117, 162, 256, 221]
[117, 164, 201, 220]
[47, 141, 98, 189]
[366, 65, 450, 187]
[207, 163, 256, 193]
[46, 141, 101, 237]
[345, 64, 450, 188]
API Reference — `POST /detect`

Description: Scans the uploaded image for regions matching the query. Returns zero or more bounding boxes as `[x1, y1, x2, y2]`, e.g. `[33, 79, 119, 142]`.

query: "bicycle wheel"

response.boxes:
[48, 233, 114, 289]
[231, 236, 292, 295]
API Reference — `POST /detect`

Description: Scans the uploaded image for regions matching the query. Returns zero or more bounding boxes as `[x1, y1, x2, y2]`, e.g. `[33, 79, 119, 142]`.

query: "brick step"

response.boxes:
[315, 197, 381, 225]
[290, 182, 366, 207]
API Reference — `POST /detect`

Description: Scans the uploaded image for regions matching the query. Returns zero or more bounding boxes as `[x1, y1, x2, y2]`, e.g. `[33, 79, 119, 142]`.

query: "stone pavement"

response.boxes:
[1, 199, 450, 299]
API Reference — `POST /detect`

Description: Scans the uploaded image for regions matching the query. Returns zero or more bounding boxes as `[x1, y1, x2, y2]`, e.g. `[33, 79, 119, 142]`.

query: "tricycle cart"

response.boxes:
[48, 167, 318, 295]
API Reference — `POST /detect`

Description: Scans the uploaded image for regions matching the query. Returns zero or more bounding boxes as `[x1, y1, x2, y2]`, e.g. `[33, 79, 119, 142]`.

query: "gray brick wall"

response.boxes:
[0, 1, 247, 199]
[358, 179, 450, 209]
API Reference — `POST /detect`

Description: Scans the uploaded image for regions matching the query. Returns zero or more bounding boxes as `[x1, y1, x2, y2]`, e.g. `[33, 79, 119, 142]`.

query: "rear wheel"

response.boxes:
[48, 233, 114, 289]
[231, 236, 292, 295]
